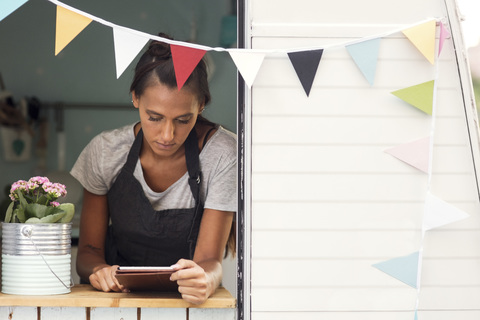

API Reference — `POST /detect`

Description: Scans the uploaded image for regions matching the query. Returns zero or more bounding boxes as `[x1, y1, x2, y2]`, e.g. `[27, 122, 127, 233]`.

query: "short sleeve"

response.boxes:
[70, 134, 109, 195]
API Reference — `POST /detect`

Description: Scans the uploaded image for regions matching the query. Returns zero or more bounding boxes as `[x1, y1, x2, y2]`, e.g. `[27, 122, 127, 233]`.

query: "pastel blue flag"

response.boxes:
[346, 38, 381, 85]
[0, 0, 28, 22]
[373, 251, 419, 288]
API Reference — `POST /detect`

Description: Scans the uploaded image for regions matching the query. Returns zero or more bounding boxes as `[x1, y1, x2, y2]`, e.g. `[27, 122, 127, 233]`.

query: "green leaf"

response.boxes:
[24, 217, 41, 224]
[37, 195, 49, 206]
[14, 207, 26, 223]
[58, 203, 75, 223]
[16, 190, 28, 209]
[5, 202, 14, 223]
[39, 212, 66, 223]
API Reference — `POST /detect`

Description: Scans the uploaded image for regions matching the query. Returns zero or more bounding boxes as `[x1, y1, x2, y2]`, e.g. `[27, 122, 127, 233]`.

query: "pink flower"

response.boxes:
[50, 201, 60, 207]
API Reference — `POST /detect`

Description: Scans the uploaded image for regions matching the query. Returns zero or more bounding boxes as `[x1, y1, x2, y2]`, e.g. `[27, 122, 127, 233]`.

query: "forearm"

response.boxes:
[76, 246, 110, 281]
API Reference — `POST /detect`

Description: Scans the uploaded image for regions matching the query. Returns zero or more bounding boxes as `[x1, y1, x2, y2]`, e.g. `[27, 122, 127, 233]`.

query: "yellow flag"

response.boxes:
[55, 6, 92, 55]
[402, 20, 436, 64]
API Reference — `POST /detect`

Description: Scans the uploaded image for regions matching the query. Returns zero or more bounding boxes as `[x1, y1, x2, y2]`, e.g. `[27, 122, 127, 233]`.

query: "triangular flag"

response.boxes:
[384, 136, 430, 173]
[346, 38, 381, 85]
[373, 252, 419, 288]
[113, 27, 149, 78]
[229, 51, 266, 88]
[423, 192, 470, 232]
[391, 80, 435, 115]
[402, 20, 436, 64]
[55, 6, 92, 55]
[438, 22, 451, 57]
[287, 49, 323, 96]
[170, 44, 206, 90]
[0, 0, 28, 22]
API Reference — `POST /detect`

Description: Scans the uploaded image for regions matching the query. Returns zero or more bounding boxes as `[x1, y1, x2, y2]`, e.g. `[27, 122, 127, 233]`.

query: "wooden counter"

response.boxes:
[0, 284, 236, 320]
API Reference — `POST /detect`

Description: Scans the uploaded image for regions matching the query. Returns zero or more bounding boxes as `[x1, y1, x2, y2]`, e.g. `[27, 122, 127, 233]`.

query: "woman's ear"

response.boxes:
[131, 92, 139, 109]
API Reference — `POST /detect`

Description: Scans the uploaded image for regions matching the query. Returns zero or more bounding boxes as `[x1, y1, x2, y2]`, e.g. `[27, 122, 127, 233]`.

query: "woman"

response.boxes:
[71, 33, 236, 305]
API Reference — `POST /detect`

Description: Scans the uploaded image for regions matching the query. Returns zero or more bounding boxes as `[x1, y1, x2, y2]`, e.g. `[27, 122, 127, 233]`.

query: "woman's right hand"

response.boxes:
[89, 264, 128, 293]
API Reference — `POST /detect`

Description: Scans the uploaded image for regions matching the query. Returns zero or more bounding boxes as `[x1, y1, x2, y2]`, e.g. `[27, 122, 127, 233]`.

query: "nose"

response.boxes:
[160, 121, 175, 142]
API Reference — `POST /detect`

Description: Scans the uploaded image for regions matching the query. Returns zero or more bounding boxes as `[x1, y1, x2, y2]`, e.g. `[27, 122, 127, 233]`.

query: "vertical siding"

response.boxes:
[247, 0, 480, 319]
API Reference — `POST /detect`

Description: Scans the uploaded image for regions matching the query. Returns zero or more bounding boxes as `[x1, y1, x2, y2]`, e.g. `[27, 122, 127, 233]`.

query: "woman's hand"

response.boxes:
[170, 259, 212, 305]
[89, 264, 128, 293]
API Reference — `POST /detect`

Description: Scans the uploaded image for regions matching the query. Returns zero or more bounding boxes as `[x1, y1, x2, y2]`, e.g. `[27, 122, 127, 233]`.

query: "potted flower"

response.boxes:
[2, 176, 75, 295]
[4, 176, 74, 224]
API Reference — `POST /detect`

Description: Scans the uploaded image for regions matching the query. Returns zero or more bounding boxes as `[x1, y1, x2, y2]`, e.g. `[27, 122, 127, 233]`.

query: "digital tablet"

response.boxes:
[115, 266, 177, 292]
[117, 266, 175, 273]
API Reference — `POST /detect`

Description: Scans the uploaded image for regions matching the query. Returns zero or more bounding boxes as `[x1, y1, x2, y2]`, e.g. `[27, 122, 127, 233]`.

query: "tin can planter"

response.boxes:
[1, 223, 72, 295]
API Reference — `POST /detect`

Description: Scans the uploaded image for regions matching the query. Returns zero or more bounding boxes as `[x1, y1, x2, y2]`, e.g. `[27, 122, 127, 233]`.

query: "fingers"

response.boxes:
[89, 265, 127, 293]
[170, 259, 209, 304]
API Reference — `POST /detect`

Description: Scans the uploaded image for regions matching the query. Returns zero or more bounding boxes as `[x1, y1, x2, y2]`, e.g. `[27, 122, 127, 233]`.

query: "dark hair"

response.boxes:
[130, 33, 211, 108]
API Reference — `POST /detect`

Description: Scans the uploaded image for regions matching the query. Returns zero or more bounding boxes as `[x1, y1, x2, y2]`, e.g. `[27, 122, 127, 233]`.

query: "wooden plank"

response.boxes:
[251, 287, 417, 311]
[251, 117, 467, 146]
[90, 307, 137, 320]
[253, 58, 457, 88]
[251, 287, 480, 312]
[250, 0, 441, 28]
[251, 230, 480, 259]
[251, 310, 480, 320]
[0, 285, 235, 309]
[252, 145, 474, 174]
[251, 173, 478, 202]
[140, 308, 185, 320]
[252, 258, 480, 287]
[252, 88, 463, 118]
[0, 307, 37, 320]
[41, 307, 86, 320]
[189, 308, 236, 320]
[252, 201, 480, 230]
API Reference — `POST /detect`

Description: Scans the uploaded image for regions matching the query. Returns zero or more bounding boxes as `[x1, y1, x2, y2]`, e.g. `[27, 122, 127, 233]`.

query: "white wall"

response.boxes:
[245, 0, 480, 319]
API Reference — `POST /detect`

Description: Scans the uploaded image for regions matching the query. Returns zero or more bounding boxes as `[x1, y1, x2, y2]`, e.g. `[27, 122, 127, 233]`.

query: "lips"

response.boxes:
[155, 142, 175, 150]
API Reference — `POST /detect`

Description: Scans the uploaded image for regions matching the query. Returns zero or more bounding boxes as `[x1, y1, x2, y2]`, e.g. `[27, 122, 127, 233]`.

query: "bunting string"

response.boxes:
[46, 0, 442, 53]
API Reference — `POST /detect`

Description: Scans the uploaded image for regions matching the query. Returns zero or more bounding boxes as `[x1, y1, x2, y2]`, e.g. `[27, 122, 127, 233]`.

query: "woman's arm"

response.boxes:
[76, 189, 126, 292]
[170, 208, 234, 304]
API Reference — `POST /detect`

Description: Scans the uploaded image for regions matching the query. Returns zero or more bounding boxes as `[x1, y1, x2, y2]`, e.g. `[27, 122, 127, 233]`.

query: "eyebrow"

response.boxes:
[146, 110, 194, 119]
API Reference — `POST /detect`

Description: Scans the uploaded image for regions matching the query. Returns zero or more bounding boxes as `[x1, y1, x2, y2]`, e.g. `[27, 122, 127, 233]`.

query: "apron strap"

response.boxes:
[185, 128, 201, 203]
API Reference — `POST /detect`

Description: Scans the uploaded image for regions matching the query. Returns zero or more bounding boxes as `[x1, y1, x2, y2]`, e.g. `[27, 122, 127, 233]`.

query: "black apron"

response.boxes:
[104, 128, 204, 267]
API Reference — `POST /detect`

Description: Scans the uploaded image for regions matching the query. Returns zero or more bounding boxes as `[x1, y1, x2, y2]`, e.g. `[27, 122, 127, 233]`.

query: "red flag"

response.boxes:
[170, 44, 206, 90]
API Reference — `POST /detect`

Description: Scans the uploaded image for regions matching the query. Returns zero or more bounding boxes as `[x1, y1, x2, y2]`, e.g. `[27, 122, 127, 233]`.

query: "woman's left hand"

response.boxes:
[170, 259, 211, 305]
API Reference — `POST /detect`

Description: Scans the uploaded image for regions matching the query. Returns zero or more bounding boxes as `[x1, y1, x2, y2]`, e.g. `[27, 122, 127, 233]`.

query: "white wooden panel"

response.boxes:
[41, 307, 86, 320]
[0, 307, 37, 320]
[251, 230, 480, 258]
[252, 145, 474, 174]
[140, 308, 185, 320]
[252, 88, 463, 118]
[252, 286, 480, 312]
[251, 287, 417, 311]
[252, 310, 480, 320]
[251, 230, 421, 259]
[252, 201, 480, 230]
[250, 0, 443, 27]
[252, 258, 480, 287]
[247, 0, 480, 318]
[90, 307, 137, 320]
[189, 308, 235, 320]
[252, 58, 456, 89]
[251, 173, 478, 202]
[251, 117, 467, 145]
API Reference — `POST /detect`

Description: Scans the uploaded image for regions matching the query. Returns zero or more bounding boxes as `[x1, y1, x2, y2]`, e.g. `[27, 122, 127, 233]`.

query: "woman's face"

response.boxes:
[132, 82, 203, 159]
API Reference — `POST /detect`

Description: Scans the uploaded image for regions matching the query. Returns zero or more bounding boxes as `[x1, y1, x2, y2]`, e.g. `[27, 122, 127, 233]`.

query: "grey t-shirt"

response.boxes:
[70, 123, 237, 212]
